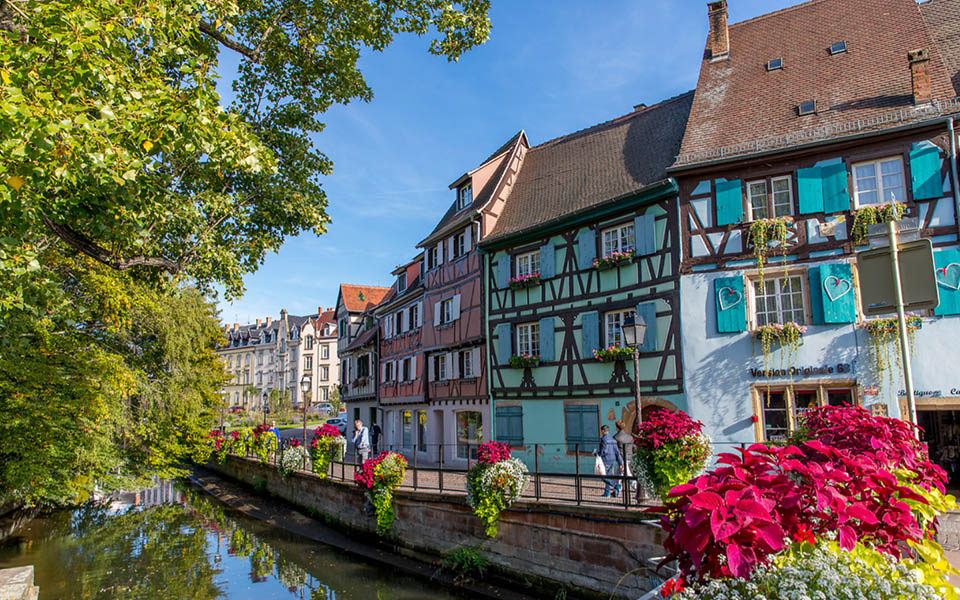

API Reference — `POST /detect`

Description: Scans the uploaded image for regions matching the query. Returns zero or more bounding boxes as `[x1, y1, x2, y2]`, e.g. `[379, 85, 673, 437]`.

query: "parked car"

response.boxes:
[325, 417, 347, 435]
[309, 403, 334, 415]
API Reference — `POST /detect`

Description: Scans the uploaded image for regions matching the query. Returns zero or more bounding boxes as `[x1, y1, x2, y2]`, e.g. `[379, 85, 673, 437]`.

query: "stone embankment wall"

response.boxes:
[208, 455, 666, 599]
[0, 566, 38, 600]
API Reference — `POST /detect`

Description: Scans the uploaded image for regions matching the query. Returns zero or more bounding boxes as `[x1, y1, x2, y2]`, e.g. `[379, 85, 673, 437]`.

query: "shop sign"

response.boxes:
[897, 389, 960, 397]
[748, 363, 853, 378]
[867, 403, 889, 417]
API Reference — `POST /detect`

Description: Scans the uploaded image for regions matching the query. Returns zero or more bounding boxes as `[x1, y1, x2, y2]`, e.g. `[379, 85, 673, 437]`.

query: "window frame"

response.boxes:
[409, 304, 419, 330]
[516, 322, 540, 357]
[441, 298, 453, 324]
[460, 349, 474, 379]
[752, 381, 861, 442]
[515, 250, 541, 278]
[435, 354, 447, 380]
[304, 355, 313, 370]
[402, 357, 411, 381]
[456, 182, 473, 212]
[746, 174, 794, 221]
[397, 272, 407, 293]
[604, 309, 636, 348]
[746, 269, 811, 329]
[852, 156, 907, 209]
[600, 222, 635, 257]
[305, 335, 314, 350]
[321, 344, 329, 359]
[454, 232, 466, 258]
[320, 365, 329, 381]
[428, 246, 439, 270]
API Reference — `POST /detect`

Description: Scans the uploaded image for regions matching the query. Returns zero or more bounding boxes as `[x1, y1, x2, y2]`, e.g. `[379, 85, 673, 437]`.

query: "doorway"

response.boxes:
[918, 410, 960, 492]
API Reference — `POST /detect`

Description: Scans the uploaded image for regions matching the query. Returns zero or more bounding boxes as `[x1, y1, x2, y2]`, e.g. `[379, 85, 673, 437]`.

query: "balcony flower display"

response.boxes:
[652, 405, 957, 600]
[632, 409, 711, 501]
[354, 451, 407, 535]
[508, 353, 540, 368]
[508, 272, 540, 289]
[352, 376, 370, 388]
[250, 424, 278, 464]
[309, 424, 345, 479]
[465, 442, 529, 537]
[593, 345, 634, 362]
[593, 249, 635, 270]
[278, 443, 309, 479]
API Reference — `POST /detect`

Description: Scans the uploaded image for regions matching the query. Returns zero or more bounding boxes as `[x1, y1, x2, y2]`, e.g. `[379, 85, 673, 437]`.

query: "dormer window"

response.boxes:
[829, 41, 846, 55]
[398, 272, 407, 293]
[766, 58, 782, 71]
[457, 182, 473, 211]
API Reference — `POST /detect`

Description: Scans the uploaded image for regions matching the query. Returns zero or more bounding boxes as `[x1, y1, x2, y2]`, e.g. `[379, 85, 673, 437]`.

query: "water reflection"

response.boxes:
[0, 480, 458, 600]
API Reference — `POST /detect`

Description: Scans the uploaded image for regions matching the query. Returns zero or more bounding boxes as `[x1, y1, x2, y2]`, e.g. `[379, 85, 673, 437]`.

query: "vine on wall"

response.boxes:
[861, 314, 922, 393]
[748, 217, 790, 291]
[851, 202, 906, 245]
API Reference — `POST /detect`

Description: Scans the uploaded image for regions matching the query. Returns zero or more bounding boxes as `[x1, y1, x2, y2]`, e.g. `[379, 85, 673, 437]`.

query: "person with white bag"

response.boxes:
[593, 425, 623, 497]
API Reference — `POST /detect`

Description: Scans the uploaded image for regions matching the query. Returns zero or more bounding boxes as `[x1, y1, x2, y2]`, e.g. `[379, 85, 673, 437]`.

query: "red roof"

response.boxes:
[676, 0, 956, 167]
[338, 284, 390, 313]
[313, 309, 337, 336]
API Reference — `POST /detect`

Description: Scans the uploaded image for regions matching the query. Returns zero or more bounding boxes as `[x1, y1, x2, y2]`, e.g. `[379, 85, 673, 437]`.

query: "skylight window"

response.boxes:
[829, 41, 847, 55]
[797, 100, 817, 116]
[767, 58, 783, 71]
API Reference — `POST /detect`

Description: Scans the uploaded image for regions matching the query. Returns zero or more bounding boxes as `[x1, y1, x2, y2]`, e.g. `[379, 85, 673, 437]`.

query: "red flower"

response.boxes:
[290, 438, 301, 447]
[751, 415, 759, 423]
[476, 441, 512, 465]
[634, 409, 704, 451]
[792, 524, 815, 545]
[660, 576, 684, 598]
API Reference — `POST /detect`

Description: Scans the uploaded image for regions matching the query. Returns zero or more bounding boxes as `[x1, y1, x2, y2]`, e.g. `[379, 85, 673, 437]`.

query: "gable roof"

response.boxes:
[418, 131, 527, 247]
[922, 0, 960, 94]
[483, 91, 694, 243]
[337, 284, 391, 313]
[675, 0, 957, 168]
[313, 309, 337, 336]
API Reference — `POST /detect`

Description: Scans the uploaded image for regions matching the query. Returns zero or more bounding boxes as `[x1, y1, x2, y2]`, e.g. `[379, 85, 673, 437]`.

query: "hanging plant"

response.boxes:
[851, 202, 906, 245]
[861, 314, 922, 393]
[354, 451, 407, 535]
[748, 217, 790, 292]
[308, 424, 345, 479]
[251, 424, 278, 464]
[278, 441, 309, 479]
[754, 322, 807, 378]
[593, 345, 634, 362]
[465, 442, 529, 537]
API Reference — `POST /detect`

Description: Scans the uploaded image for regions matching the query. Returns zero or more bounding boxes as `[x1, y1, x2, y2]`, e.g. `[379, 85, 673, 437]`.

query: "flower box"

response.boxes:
[508, 272, 540, 289]
[862, 314, 922, 335]
[508, 354, 540, 368]
[592, 249, 635, 270]
[592, 346, 634, 362]
[752, 321, 807, 342]
[351, 376, 370, 388]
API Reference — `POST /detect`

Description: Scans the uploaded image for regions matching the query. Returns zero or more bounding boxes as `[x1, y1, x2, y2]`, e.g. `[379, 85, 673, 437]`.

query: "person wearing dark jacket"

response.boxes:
[596, 425, 624, 497]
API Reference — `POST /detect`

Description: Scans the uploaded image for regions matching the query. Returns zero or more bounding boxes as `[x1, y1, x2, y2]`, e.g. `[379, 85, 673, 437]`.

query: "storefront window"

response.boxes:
[417, 410, 427, 453]
[402, 410, 412, 448]
[456, 411, 483, 459]
[761, 391, 789, 441]
[754, 384, 859, 441]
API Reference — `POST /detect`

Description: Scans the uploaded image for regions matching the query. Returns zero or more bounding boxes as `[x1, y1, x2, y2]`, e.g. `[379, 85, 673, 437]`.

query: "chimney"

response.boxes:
[909, 49, 932, 105]
[266, 316, 272, 325]
[707, 1, 729, 59]
[318, 306, 324, 316]
[256, 318, 262, 327]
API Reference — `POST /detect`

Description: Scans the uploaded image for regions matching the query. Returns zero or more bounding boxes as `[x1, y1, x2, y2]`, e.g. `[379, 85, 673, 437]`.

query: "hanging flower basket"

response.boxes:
[748, 217, 791, 291]
[593, 345, 634, 362]
[465, 442, 529, 537]
[354, 451, 407, 535]
[508, 272, 541, 289]
[309, 424, 345, 479]
[851, 202, 906, 245]
[509, 353, 540, 368]
[593, 249, 635, 270]
[860, 314, 922, 394]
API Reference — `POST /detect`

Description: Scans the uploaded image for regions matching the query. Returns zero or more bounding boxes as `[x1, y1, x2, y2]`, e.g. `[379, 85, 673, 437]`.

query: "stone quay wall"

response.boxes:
[207, 455, 667, 599]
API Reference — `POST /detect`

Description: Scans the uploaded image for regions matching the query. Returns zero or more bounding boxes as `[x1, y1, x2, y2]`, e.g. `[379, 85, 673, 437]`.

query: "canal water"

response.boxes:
[0, 480, 460, 599]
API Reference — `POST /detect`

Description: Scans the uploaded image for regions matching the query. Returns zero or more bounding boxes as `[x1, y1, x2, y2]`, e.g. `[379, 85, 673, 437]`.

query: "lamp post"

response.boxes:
[300, 374, 312, 446]
[220, 391, 228, 435]
[262, 392, 268, 426]
[621, 313, 648, 431]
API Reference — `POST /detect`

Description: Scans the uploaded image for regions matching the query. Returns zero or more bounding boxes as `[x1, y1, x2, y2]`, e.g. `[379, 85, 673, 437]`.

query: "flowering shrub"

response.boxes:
[250, 424, 278, 464]
[309, 424, 345, 479]
[278, 444, 309, 479]
[593, 249, 635, 270]
[508, 272, 540, 289]
[632, 409, 711, 501]
[354, 452, 407, 535]
[508, 353, 540, 368]
[593, 345, 634, 362]
[465, 442, 529, 537]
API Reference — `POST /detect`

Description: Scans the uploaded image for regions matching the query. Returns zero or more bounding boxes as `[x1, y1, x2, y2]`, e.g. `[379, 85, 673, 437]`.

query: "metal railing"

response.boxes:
[234, 439, 752, 511]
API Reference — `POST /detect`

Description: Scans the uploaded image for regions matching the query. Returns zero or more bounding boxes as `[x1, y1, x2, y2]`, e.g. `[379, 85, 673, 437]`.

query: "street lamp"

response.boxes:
[300, 374, 312, 446]
[620, 313, 648, 429]
[262, 392, 268, 426]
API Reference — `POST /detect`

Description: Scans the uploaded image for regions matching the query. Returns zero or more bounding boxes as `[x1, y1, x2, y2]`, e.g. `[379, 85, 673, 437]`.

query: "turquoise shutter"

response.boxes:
[495, 323, 513, 365]
[539, 317, 555, 361]
[797, 167, 824, 214]
[934, 248, 960, 316]
[496, 253, 510, 289]
[577, 229, 596, 270]
[715, 276, 746, 333]
[819, 263, 856, 323]
[564, 407, 583, 447]
[910, 146, 942, 201]
[821, 163, 850, 214]
[635, 301, 658, 352]
[581, 311, 601, 356]
[496, 406, 523, 445]
[539, 241, 556, 279]
[634, 213, 656, 256]
[808, 266, 825, 324]
[715, 179, 744, 226]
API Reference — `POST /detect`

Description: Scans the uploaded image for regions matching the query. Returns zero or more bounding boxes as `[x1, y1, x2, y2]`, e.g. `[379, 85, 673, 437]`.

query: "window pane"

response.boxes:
[772, 178, 792, 217]
[531, 252, 541, 273]
[762, 391, 788, 440]
[858, 190, 879, 205]
[621, 224, 635, 252]
[603, 231, 618, 256]
[457, 411, 482, 459]
[793, 390, 818, 425]
[855, 163, 876, 181]
[750, 181, 769, 220]
[827, 389, 853, 407]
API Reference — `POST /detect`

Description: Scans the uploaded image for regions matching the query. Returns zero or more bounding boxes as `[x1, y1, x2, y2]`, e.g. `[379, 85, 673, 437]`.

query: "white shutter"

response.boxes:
[471, 348, 480, 378]
[452, 294, 461, 321]
[463, 225, 472, 252]
[442, 353, 450, 380]
[451, 351, 460, 379]
[381, 361, 386, 381]
[428, 355, 435, 381]
[411, 355, 417, 379]
[433, 302, 441, 326]
[417, 301, 424, 327]
[401, 308, 409, 333]
[437, 242, 444, 265]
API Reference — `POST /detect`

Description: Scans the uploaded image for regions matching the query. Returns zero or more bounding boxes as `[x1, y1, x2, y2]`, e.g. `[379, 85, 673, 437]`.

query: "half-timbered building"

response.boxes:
[480, 93, 694, 472]
[671, 0, 960, 473]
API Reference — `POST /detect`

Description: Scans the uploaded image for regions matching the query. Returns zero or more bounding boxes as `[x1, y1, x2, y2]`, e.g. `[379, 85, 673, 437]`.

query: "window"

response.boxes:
[402, 410, 412, 448]
[227, 356, 232, 368]
[495, 406, 523, 447]
[747, 175, 793, 220]
[604, 309, 636, 347]
[402, 357, 411, 381]
[434, 354, 447, 380]
[456, 411, 483, 459]
[767, 57, 782, 71]
[441, 298, 453, 324]
[752, 274, 806, 327]
[417, 410, 427, 452]
[304, 355, 313, 370]
[243, 372, 249, 384]
[564, 404, 599, 450]
[320, 366, 329, 381]
[829, 41, 847, 55]
[601, 223, 635, 256]
[322, 387, 329, 402]
[454, 232, 466, 258]
[398, 272, 407, 293]
[384, 361, 393, 382]
[515, 251, 540, 278]
[457, 182, 473, 211]
[797, 100, 816, 116]
[338, 319, 345, 338]
[394, 312, 403, 336]
[460, 349, 474, 378]
[357, 355, 370, 378]
[516, 322, 540, 356]
[269, 373, 274, 384]
[409, 304, 419, 330]
[428, 246, 439, 270]
[305, 336, 314, 350]
[257, 373, 262, 385]
[321, 344, 329, 359]
[235, 392, 239, 405]
[258, 350, 263, 365]
[853, 157, 905, 207]
[245, 355, 251, 366]
[754, 384, 859, 441]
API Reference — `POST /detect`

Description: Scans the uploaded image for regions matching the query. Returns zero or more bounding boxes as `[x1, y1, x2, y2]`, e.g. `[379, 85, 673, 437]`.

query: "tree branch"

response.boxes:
[41, 213, 182, 274]
[198, 20, 260, 61]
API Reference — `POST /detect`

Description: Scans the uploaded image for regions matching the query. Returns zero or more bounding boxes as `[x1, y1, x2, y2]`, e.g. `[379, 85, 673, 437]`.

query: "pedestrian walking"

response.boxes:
[269, 420, 281, 440]
[353, 419, 370, 464]
[371, 422, 382, 454]
[595, 425, 623, 497]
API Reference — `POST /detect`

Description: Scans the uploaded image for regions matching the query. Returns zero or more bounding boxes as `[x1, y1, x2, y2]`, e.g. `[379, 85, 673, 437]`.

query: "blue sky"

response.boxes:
[217, 0, 796, 323]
